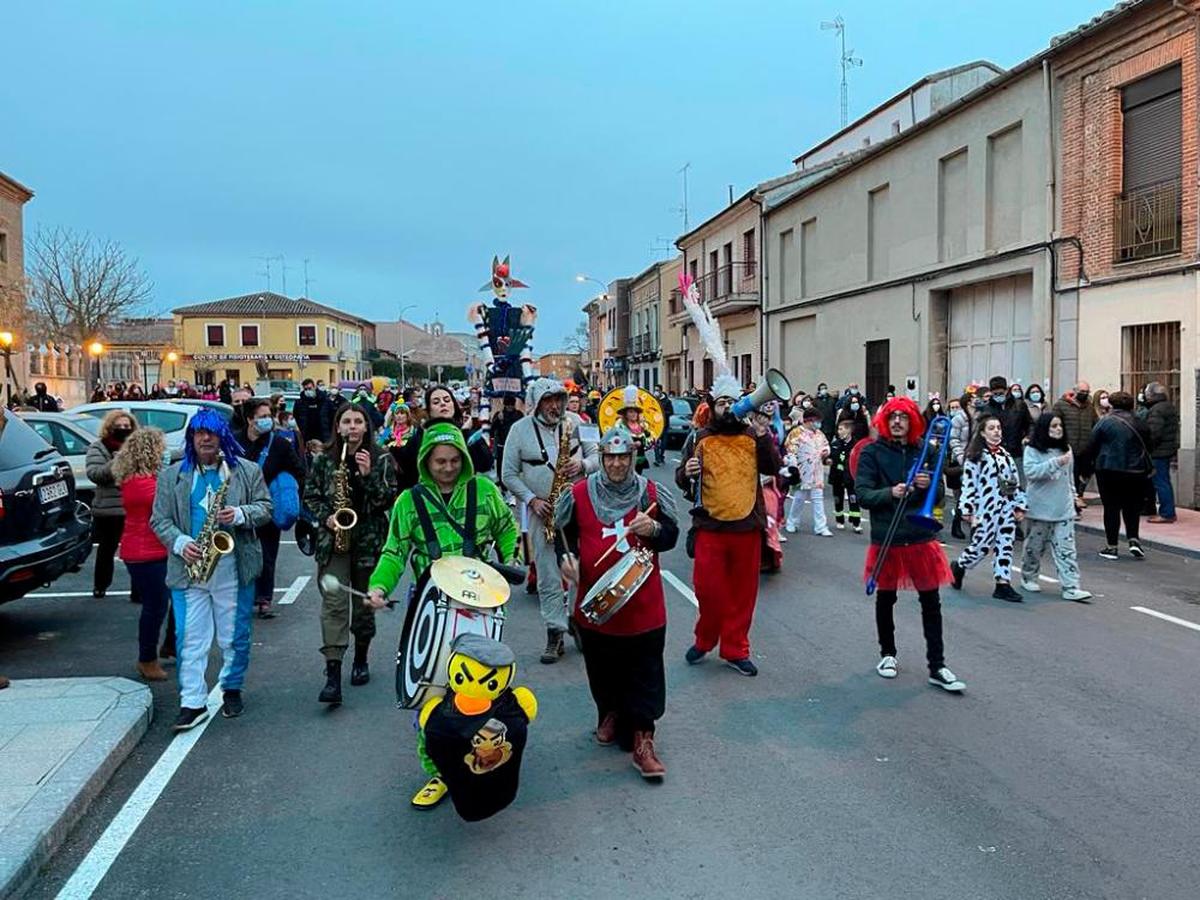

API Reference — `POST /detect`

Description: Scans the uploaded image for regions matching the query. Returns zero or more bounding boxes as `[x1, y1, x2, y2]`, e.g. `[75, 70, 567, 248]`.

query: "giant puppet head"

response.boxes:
[479, 255, 529, 302]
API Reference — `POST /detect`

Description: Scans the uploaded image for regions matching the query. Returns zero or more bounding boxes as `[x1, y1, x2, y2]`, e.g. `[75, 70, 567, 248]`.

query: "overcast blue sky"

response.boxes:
[7, 0, 1110, 350]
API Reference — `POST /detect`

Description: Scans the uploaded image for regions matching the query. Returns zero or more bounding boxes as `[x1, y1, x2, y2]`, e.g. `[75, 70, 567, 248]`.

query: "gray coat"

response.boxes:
[149, 458, 273, 589]
[85, 441, 124, 518]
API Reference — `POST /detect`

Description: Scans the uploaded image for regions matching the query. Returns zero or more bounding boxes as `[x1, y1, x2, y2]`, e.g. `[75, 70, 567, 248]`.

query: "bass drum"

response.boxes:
[395, 571, 505, 710]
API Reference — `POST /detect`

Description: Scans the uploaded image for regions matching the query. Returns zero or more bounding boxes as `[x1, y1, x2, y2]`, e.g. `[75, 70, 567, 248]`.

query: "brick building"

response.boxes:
[0, 170, 33, 403]
[1053, 0, 1200, 503]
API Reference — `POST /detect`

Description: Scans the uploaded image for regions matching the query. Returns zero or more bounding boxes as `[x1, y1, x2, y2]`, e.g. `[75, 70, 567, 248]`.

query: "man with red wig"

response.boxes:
[854, 397, 965, 692]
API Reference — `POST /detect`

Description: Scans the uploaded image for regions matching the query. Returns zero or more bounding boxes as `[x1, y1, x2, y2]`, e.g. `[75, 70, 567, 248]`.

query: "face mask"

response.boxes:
[850, 403, 860, 412]
[1075, 391, 1089, 403]
[304, 389, 316, 398]
[1137, 392, 1145, 404]
[1029, 392, 1041, 403]
[1011, 390, 1023, 400]
[932, 403, 941, 412]
[254, 417, 274, 432]
[974, 398, 988, 410]
[818, 388, 828, 397]
[112, 428, 133, 440]
[991, 393, 1004, 404]
[802, 400, 812, 409]
[850, 389, 860, 396]
[1099, 397, 1110, 409]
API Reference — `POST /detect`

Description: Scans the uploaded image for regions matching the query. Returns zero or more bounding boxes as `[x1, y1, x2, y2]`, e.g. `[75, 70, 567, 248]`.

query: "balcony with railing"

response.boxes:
[668, 261, 758, 323]
[1114, 178, 1181, 263]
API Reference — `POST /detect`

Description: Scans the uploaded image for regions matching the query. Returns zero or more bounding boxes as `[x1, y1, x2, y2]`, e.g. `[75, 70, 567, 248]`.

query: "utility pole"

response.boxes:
[821, 15, 862, 128]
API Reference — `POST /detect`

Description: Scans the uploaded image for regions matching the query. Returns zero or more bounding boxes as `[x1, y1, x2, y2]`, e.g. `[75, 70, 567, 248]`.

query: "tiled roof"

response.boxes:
[1050, 0, 1147, 46]
[172, 292, 370, 325]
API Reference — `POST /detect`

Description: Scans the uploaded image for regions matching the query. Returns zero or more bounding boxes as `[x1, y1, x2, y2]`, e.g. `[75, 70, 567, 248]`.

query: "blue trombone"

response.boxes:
[865, 414, 952, 596]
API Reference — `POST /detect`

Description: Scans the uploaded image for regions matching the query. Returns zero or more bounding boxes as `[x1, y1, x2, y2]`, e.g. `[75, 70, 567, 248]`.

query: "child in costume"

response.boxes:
[828, 415, 862, 533]
[783, 408, 832, 536]
[380, 401, 414, 449]
[419, 634, 537, 821]
[618, 385, 651, 473]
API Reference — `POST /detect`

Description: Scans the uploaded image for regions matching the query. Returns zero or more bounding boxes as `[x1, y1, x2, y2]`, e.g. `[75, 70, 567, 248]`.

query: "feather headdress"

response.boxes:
[678, 272, 740, 398]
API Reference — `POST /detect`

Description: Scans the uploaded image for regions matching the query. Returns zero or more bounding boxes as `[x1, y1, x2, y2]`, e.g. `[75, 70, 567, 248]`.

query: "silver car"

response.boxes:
[70, 400, 232, 450]
[17, 411, 103, 504]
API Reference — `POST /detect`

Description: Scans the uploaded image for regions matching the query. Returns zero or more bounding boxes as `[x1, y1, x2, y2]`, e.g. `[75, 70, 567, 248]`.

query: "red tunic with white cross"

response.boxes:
[570, 478, 665, 637]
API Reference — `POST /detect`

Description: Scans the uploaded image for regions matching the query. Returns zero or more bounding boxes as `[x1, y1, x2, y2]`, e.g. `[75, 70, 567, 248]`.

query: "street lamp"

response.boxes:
[165, 350, 179, 380]
[0, 331, 14, 406]
[397, 303, 418, 387]
[88, 340, 105, 388]
[575, 274, 608, 293]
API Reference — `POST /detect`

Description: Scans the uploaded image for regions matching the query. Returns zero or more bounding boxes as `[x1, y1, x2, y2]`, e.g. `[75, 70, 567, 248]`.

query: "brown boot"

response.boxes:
[539, 628, 565, 664]
[595, 712, 618, 745]
[136, 660, 169, 682]
[631, 730, 665, 779]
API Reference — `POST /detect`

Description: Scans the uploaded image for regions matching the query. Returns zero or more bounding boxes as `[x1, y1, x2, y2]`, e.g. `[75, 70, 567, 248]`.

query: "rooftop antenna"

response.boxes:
[676, 162, 691, 232]
[254, 256, 273, 291]
[273, 254, 290, 296]
[649, 237, 674, 260]
[820, 15, 862, 128]
[303, 257, 316, 298]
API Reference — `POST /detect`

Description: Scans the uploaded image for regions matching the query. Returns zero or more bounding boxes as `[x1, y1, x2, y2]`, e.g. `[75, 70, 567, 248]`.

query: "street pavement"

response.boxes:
[3, 455, 1199, 899]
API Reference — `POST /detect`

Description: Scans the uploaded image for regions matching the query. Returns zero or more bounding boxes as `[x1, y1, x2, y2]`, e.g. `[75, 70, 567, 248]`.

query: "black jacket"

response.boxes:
[29, 391, 59, 412]
[855, 438, 943, 547]
[1081, 412, 1152, 474]
[984, 397, 1032, 456]
[294, 391, 336, 444]
[237, 428, 304, 487]
[1145, 399, 1180, 458]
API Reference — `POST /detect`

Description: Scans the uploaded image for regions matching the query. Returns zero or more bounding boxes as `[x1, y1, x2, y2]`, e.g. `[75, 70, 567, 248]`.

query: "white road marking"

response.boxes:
[662, 569, 698, 608]
[1011, 566, 1059, 584]
[1131, 606, 1200, 634]
[276, 575, 310, 605]
[55, 685, 223, 900]
[31, 586, 298, 599]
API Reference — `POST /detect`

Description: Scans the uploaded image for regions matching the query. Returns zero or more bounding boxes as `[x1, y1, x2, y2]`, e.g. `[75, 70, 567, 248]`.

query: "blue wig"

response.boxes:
[182, 408, 244, 472]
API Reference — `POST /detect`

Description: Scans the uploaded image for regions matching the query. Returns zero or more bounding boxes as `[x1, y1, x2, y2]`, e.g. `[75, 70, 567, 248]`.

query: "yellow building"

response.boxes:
[173, 292, 374, 387]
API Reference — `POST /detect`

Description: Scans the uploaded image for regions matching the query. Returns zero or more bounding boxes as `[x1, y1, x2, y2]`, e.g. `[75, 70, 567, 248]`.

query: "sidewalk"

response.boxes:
[1075, 496, 1200, 560]
[0, 677, 152, 899]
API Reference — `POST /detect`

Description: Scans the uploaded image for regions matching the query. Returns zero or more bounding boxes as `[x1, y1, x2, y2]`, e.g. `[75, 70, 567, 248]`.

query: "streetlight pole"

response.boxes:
[397, 303, 417, 387]
[88, 341, 105, 391]
[0, 331, 14, 407]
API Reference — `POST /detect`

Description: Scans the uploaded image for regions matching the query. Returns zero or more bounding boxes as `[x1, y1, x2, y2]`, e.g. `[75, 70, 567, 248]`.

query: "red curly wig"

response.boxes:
[871, 396, 926, 447]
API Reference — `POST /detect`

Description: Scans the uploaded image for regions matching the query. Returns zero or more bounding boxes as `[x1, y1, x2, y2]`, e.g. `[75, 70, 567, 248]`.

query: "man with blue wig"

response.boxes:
[151, 409, 273, 731]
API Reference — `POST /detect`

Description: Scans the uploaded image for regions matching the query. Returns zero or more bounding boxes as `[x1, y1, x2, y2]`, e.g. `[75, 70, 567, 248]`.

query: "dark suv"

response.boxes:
[0, 408, 93, 605]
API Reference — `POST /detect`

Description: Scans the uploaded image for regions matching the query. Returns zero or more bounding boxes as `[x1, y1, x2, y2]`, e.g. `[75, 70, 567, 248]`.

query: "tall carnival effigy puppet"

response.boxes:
[467, 256, 538, 444]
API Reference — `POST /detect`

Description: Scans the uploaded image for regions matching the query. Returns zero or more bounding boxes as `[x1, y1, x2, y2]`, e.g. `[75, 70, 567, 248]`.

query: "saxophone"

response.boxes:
[331, 442, 358, 553]
[187, 473, 234, 583]
[543, 419, 574, 542]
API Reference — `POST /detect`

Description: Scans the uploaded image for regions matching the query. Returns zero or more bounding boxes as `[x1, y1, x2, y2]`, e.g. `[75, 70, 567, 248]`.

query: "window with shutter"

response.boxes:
[1114, 65, 1182, 261]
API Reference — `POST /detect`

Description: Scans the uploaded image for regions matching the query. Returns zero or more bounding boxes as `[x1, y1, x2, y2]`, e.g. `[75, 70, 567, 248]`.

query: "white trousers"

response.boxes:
[173, 558, 253, 708]
[786, 486, 828, 533]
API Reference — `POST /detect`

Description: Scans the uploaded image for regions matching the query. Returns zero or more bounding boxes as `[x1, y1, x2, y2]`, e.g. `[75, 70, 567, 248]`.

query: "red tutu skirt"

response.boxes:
[863, 541, 952, 592]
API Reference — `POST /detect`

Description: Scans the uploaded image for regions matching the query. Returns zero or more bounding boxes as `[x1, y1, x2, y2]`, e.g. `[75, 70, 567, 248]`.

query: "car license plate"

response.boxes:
[39, 480, 69, 504]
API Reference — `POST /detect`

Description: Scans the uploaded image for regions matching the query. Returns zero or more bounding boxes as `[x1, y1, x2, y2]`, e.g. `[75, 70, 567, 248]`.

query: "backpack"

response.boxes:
[258, 433, 301, 530]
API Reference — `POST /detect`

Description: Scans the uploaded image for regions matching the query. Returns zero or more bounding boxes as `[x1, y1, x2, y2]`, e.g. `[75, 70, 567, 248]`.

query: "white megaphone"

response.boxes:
[732, 368, 793, 418]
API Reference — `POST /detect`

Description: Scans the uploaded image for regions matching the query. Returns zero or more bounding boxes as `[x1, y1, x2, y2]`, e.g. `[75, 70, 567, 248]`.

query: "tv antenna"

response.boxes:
[649, 237, 674, 260]
[820, 15, 862, 127]
[676, 162, 691, 232]
[303, 258, 317, 297]
[254, 256, 274, 291]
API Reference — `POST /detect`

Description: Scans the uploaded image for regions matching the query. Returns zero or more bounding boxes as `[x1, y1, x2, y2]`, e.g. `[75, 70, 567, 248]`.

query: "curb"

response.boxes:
[0, 678, 152, 900]
[1075, 521, 1200, 561]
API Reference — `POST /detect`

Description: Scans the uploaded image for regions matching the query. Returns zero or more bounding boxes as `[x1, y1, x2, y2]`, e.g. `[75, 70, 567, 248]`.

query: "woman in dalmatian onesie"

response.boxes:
[950, 413, 1027, 603]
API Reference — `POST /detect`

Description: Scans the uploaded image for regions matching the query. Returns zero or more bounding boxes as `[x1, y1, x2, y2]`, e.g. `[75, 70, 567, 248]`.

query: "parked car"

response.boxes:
[0, 409, 93, 605]
[17, 411, 102, 505]
[664, 396, 700, 450]
[159, 398, 236, 419]
[70, 400, 229, 449]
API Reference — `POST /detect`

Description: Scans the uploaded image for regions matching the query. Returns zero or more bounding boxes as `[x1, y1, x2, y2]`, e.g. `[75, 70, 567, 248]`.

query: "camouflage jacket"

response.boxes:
[304, 447, 399, 570]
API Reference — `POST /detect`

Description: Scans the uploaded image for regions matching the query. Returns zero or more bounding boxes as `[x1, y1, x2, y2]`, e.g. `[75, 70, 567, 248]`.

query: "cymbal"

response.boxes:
[430, 555, 511, 609]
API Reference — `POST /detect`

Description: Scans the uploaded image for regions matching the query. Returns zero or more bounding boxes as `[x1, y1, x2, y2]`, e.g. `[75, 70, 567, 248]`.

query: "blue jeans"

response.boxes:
[1153, 458, 1176, 519]
[127, 559, 170, 662]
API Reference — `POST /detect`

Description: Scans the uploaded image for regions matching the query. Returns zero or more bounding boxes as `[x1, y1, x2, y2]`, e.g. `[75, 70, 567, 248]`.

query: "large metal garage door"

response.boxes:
[779, 315, 816, 391]
[947, 275, 1032, 393]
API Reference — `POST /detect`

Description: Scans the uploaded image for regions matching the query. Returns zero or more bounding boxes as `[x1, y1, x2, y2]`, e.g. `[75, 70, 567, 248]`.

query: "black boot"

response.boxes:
[318, 659, 342, 704]
[350, 643, 370, 686]
[950, 510, 965, 540]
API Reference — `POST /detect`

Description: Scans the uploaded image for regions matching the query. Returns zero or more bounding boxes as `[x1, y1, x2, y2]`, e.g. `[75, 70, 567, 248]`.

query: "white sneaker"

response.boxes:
[785, 523, 797, 534]
[928, 667, 965, 692]
[779, 534, 788, 543]
[835, 522, 846, 530]
[853, 525, 863, 534]
[1021, 580, 1042, 593]
[1061, 588, 1094, 602]
[816, 529, 834, 537]
[876, 656, 898, 679]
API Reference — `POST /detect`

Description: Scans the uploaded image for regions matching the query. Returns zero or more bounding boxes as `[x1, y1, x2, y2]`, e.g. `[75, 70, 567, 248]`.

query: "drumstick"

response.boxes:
[594, 502, 658, 568]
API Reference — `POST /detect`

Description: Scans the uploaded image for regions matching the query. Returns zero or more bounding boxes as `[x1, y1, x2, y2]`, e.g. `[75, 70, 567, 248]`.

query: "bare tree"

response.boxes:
[562, 318, 590, 355]
[26, 227, 153, 344]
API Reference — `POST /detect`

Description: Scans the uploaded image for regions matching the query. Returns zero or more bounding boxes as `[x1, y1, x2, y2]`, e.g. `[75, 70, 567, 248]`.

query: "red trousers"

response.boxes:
[692, 528, 762, 661]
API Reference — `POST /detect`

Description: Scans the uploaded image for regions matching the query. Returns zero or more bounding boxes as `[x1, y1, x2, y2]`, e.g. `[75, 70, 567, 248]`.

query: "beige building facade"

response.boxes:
[761, 63, 1054, 405]
[673, 194, 761, 393]
[0, 170, 33, 403]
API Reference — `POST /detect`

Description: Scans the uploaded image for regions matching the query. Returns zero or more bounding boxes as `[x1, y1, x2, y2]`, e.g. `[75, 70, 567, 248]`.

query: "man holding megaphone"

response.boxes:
[674, 374, 782, 677]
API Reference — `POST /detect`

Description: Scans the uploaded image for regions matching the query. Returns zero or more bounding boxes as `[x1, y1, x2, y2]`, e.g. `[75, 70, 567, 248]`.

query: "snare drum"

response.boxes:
[395, 570, 505, 709]
[578, 547, 655, 626]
